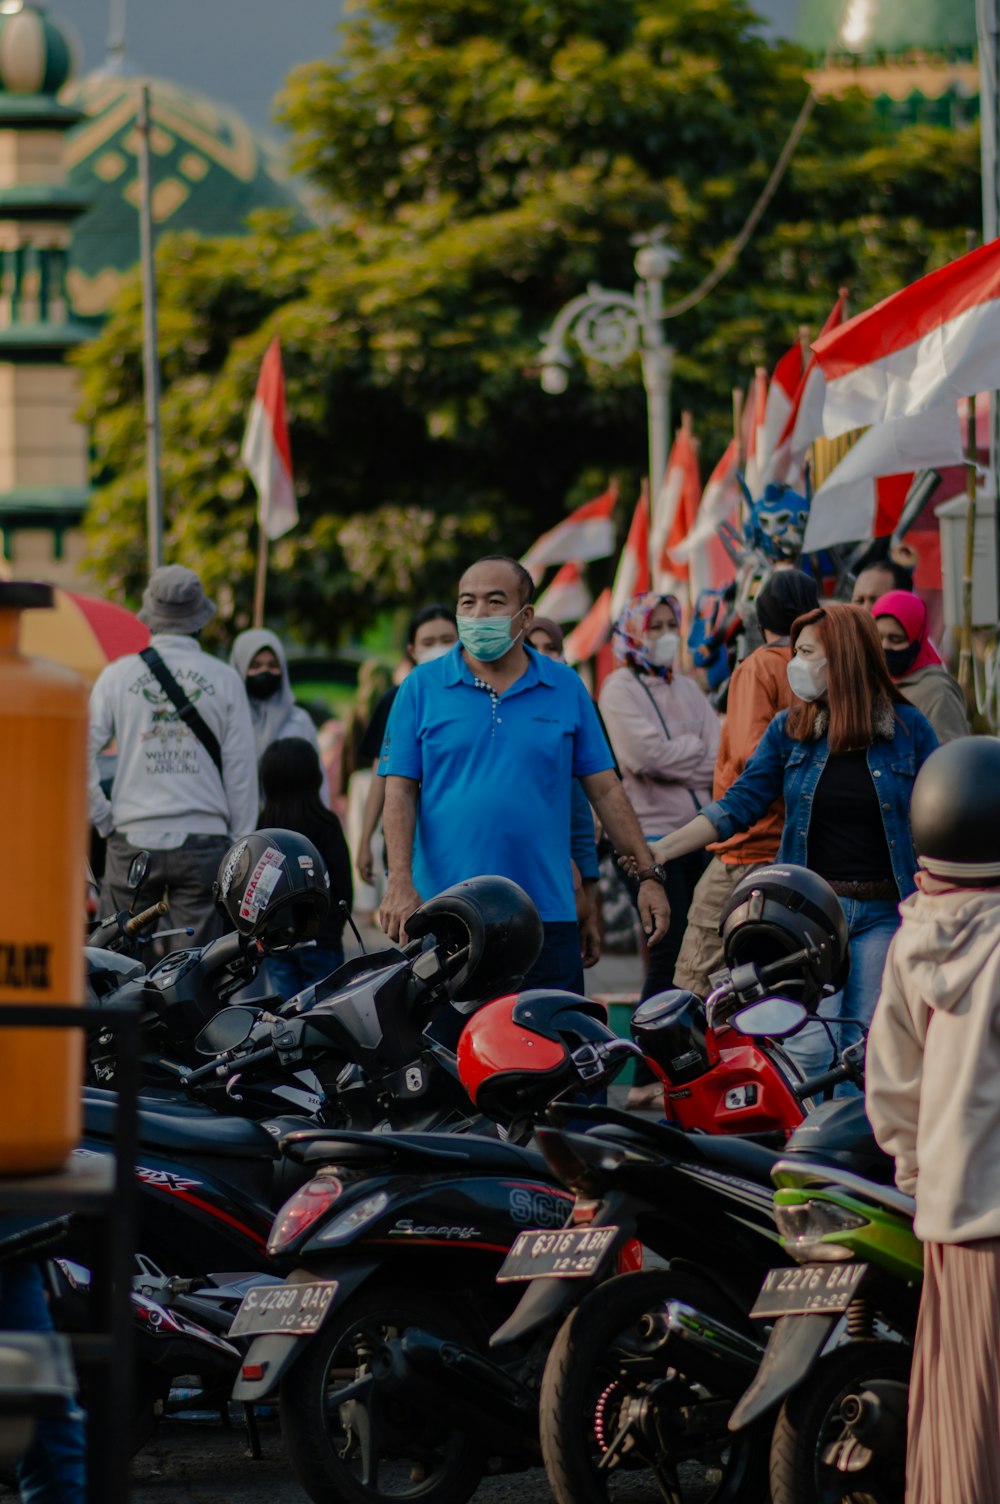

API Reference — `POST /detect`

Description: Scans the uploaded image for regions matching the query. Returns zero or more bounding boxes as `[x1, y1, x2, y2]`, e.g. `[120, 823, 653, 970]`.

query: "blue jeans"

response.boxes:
[522, 921, 584, 996]
[266, 945, 346, 1001]
[0, 1264, 85, 1504]
[784, 897, 900, 1093]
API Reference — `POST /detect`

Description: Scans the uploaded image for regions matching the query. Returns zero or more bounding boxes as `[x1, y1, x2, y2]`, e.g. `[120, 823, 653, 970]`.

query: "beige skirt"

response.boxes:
[908, 1238, 1000, 1504]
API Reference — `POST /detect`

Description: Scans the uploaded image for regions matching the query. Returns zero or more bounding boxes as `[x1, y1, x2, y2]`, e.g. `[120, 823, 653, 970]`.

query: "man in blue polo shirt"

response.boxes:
[377, 554, 670, 991]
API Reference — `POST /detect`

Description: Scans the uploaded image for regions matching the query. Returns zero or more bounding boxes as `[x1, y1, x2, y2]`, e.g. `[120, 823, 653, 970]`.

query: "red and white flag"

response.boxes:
[609, 490, 651, 622]
[242, 336, 298, 540]
[564, 588, 612, 666]
[521, 481, 617, 583]
[761, 290, 849, 489]
[670, 437, 742, 593]
[802, 404, 965, 551]
[814, 240, 1000, 437]
[534, 561, 592, 623]
[653, 422, 701, 593]
[758, 342, 804, 480]
[742, 368, 770, 497]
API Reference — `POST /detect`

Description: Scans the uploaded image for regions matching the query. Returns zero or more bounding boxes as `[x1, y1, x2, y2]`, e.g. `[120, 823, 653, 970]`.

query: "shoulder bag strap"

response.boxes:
[139, 647, 224, 781]
[635, 670, 703, 814]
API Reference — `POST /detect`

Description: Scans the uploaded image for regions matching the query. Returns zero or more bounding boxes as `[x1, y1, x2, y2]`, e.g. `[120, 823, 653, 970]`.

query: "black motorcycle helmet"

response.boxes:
[403, 876, 543, 1006]
[214, 829, 330, 950]
[911, 738, 1000, 886]
[720, 864, 849, 1009]
[457, 990, 619, 1120]
[630, 990, 718, 1086]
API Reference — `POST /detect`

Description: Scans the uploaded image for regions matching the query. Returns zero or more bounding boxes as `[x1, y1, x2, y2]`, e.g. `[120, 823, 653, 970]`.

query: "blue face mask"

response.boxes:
[456, 607, 526, 663]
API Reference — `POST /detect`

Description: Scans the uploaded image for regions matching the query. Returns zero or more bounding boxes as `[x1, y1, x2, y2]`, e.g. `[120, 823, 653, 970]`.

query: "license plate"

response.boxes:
[228, 1280, 339, 1337]
[751, 1263, 867, 1319]
[496, 1225, 619, 1282]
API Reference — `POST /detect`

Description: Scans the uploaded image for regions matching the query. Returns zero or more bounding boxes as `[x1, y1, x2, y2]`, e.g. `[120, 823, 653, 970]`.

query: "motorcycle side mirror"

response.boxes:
[193, 1006, 258, 1056]
[731, 997, 808, 1038]
[127, 852, 150, 891]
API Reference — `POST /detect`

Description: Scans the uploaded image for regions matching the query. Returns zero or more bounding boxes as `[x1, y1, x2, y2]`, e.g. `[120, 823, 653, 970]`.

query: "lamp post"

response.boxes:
[538, 232, 679, 495]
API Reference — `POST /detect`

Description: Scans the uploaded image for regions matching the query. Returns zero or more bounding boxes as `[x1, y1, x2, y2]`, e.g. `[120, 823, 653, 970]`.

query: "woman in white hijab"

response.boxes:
[230, 628, 323, 765]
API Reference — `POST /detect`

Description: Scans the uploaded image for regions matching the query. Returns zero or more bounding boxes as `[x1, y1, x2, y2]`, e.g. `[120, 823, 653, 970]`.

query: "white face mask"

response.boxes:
[787, 655, 828, 702]
[413, 642, 453, 665]
[648, 630, 680, 668]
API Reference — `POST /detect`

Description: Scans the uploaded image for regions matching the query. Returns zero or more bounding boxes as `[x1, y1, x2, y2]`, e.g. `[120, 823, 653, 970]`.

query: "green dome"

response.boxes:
[798, 0, 976, 54]
[63, 71, 310, 318]
[0, 2, 74, 96]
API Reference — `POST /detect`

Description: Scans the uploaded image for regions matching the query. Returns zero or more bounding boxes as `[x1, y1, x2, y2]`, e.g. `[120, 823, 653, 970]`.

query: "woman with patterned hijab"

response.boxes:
[599, 592, 720, 1019]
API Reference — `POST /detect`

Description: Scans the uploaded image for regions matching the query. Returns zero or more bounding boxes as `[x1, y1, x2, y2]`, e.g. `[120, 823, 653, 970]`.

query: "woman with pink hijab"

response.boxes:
[873, 590, 970, 743]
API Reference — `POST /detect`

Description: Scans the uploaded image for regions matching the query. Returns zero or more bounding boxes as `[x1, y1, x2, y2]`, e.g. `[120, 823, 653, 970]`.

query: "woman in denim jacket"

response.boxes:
[643, 604, 938, 1077]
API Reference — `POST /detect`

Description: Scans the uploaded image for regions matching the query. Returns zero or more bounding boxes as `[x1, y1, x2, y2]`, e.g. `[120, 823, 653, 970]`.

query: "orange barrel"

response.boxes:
[0, 581, 88, 1173]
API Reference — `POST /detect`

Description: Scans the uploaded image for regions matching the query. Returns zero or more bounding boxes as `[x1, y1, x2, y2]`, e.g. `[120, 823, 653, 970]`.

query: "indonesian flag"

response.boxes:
[742, 368, 770, 498]
[814, 239, 1000, 437]
[610, 490, 651, 622]
[521, 481, 617, 583]
[803, 404, 965, 551]
[758, 342, 804, 481]
[564, 588, 612, 666]
[654, 422, 701, 593]
[534, 561, 592, 623]
[762, 290, 849, 489]
[242, 336, 298, 540]
[670, 437, 742, 592]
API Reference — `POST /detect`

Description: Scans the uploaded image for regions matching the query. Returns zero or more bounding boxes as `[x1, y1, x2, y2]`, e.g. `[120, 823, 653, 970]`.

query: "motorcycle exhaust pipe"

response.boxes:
[401, 1329, 539, 1459]
[638, 1301, 765, 1397]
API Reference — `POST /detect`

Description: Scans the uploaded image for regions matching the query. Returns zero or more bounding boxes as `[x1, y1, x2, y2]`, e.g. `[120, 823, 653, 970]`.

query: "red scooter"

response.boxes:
[629, 864, 852, 1139]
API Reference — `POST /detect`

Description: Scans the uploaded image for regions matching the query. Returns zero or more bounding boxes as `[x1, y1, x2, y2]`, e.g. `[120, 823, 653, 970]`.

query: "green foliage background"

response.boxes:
[77, 0, 981, 640]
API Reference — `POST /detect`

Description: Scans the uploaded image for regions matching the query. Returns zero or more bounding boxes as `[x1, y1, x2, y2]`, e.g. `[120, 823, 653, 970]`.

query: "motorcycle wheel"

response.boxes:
[539, 1268, 769, 1503]
[769, 1339, 912, 1504]
[279, 1283, 487, 1504]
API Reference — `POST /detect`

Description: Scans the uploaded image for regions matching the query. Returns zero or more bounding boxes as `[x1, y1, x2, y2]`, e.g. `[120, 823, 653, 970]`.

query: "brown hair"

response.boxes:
[787, 603, 906, 753]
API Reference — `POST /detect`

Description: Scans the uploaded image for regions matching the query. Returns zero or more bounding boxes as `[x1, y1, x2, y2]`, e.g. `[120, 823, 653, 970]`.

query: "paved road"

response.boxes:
[130, 1421, 556, 1503]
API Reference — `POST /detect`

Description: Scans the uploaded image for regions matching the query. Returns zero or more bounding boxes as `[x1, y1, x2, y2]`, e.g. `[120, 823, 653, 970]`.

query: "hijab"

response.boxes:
[611, 592, 682, 681]
[230, 628, 308, 761]
[872, 590, 943, 677]
[528, 617, 565, 655]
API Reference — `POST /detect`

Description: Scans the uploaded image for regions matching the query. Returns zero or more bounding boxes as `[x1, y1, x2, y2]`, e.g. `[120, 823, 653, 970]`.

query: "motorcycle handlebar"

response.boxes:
[182, 1043, 277, 1087]
[792, 1061, 850, 1099]
[124, 900, 168, 937]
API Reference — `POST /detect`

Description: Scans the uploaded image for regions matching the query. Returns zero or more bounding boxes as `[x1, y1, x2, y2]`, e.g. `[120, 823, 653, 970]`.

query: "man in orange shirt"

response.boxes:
[673, 568, 819, 995]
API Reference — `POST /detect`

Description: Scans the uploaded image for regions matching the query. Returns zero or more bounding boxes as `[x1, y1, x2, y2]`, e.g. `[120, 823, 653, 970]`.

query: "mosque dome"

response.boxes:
[63, 71, 310, 318]
[0, 1, 74, 97]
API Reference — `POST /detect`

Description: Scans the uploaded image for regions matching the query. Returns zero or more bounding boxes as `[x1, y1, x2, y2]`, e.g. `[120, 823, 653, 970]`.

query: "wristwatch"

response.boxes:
[634, 863, 667, 886]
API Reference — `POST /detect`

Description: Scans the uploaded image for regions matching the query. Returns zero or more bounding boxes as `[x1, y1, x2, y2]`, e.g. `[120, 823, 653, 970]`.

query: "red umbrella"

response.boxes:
[19, 588, 149, 684]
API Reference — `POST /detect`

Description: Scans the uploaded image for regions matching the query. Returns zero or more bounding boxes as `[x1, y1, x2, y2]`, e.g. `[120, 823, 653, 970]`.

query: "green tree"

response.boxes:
[77, 0, 980, 638]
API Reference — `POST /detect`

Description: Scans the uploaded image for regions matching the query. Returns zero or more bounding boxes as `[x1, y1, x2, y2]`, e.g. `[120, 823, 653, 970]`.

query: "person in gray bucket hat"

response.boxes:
[87, 565, 258, 947]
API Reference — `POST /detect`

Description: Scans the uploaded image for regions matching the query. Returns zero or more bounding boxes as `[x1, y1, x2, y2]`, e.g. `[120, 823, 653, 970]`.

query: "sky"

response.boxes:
[56, 0, 799, 140]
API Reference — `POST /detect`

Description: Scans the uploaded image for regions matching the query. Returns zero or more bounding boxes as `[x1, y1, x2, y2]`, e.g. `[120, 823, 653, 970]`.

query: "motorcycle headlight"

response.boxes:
[315, 1191, 390, 1246]
[774, 1200, 867, 1262]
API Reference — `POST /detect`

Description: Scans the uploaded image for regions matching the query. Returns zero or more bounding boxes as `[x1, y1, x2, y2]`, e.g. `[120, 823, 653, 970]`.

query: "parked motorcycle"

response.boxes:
[494, 1034, 893, 1502]
[730, 1048, 919, 1504]
[230, 991, 641, 1504]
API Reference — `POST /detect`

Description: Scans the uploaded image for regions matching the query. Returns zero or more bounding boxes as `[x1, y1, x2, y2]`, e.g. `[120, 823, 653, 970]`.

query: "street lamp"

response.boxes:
[538, 231, 679, 494]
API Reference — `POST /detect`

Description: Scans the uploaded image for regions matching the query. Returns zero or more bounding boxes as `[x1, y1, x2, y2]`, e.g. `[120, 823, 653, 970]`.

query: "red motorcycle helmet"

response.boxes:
[457, 990, 622, 1122]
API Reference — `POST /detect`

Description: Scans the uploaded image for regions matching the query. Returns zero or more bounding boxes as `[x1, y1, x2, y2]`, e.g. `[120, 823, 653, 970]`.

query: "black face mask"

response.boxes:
[246, 671, 282, 701]
[883, 640, 921, 678]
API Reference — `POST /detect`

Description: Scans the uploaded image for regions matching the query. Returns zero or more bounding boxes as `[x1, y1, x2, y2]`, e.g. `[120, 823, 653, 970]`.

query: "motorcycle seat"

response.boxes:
[284, 1127, 548, 1177]
[83, 1096, 281, 1160]
[686, 1131, 781, 1183]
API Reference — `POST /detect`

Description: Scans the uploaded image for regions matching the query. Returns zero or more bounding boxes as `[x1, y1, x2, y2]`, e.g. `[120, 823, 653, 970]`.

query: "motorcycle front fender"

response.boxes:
[230, 1257, 379, 1402]
[728, 1313, 837, 1431]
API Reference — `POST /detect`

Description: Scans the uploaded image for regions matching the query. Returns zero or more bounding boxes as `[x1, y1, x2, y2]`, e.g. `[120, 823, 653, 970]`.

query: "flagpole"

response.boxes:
[253, 526, 269, 628]
[959, 390, 978, 708]
[137, 83, 164, 573]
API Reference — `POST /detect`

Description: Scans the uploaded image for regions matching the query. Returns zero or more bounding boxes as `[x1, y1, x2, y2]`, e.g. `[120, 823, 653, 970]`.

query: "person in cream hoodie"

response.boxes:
[867, 736, 1000, 1504]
